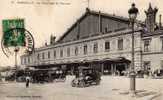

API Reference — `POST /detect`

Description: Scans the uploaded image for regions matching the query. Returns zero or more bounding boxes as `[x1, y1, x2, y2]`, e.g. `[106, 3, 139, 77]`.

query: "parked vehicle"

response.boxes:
[71, 66, 101, 88]
[52, 69, 66, 82]
[31, 68, 66, 83]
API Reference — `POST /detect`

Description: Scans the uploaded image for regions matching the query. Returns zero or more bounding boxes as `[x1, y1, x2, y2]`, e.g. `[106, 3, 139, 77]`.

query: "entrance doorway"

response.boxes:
[116, 64, 126, 76]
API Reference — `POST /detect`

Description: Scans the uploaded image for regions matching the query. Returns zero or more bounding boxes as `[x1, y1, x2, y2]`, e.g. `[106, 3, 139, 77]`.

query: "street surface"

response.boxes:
[0, 76, 163, 100]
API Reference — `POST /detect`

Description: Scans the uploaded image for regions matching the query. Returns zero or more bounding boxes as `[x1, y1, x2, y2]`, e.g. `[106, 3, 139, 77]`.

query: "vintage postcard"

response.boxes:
[0, 0, 163, 100]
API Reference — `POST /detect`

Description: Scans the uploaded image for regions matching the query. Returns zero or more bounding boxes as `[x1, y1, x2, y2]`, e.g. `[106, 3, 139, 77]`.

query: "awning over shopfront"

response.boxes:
[29, 57, 131, 69]
[102, 57, 131, 63]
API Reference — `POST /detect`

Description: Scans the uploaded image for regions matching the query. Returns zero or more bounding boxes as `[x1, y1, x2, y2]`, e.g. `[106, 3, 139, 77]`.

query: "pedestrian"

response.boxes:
[26, 76, 30, 88]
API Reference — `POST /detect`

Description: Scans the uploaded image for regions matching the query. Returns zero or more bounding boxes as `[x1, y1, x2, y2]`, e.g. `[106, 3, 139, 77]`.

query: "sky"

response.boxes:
[0, 0, 163, 67]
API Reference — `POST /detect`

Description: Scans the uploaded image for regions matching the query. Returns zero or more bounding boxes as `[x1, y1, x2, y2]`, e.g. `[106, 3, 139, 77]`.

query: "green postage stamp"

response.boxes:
[2, 19, 25, 47]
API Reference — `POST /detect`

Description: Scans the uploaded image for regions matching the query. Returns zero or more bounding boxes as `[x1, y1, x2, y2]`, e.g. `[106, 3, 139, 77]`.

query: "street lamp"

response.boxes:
[14, 46, 20, 81]
[128, 3, 139, 94]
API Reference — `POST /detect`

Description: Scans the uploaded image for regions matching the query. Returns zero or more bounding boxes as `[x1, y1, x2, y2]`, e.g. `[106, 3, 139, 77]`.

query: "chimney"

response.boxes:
[145, 3, 158, 32]
[45, 41, 48, 46]
[86, 7, 90, 12]
[50, 35, 53, 44]
[98, 11, 102, 33]
[50, 34, 56, 45]
[159, 14, 162, 28]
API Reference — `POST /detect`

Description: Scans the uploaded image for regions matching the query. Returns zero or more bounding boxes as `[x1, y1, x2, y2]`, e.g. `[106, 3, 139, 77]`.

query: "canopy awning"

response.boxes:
[27, 57, 131, 68]
[102, 57, 131, 63]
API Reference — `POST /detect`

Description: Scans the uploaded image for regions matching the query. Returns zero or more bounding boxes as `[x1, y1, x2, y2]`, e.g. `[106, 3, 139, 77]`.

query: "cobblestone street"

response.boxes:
[0, 76, 162, 100]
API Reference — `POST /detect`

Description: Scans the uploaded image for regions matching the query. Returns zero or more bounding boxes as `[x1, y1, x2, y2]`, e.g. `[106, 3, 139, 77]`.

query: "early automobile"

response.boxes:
[71, 66, 101, 87]
[52, 69, 66, 82]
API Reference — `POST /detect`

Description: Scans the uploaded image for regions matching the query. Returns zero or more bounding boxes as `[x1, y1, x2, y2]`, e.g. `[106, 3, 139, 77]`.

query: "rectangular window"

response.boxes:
[75, 46, 78, 56]
[144, 61, 151, 71]
[104, 27, 108, 33]
[28, 57, 30, 63]
[60, 49, 63, 57]
[24, 58, 26, 64]
[37, 53, 40, 60]
[93, 43, 98, 53]
[144, 39, 151, 52]
[54, 50, 56, 58]
[48, 51, 50, 59]
[67, 47, 70, 57]
[84, 44, 87, 55]
[42, 52, 45, 59]
[118, 38, 123, 50]
[105, 41, 110, 51]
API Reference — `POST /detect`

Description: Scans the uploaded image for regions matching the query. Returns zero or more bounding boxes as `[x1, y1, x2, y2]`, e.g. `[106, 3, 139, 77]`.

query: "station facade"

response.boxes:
[21, 5, 163, 75]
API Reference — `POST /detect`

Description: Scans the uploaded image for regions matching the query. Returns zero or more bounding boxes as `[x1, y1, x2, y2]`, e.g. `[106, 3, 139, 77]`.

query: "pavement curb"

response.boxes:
[148, 93, 162, 100]
[118, 89, 162, 100]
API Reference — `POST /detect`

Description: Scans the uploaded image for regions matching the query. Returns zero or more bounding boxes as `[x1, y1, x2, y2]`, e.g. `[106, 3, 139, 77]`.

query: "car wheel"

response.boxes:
[79, 80, 85, 88]
[71, 80, 76, 87]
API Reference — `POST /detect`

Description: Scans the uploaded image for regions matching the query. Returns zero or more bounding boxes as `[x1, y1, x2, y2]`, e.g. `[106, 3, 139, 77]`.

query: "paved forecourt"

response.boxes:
[0, 76, 162, 100]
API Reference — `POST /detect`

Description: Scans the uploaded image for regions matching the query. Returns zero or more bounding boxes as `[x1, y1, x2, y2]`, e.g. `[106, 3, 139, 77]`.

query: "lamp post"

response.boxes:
[128, 3, 139, 94]
[14, 46, 20, 81]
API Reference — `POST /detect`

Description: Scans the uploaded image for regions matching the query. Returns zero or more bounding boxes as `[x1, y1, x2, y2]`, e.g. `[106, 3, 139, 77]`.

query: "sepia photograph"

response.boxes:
[0, 0, 163, 100]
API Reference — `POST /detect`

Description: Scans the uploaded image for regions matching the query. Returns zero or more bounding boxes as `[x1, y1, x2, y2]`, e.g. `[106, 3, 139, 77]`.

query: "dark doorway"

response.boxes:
[116, 64, 126, 76]
[103, 62, 111, 75]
